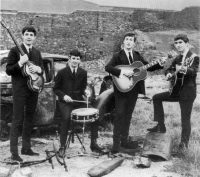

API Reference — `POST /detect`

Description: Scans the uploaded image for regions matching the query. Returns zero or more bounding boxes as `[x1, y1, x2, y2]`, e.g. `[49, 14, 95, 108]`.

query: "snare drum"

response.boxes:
[71, 108, 99, 123]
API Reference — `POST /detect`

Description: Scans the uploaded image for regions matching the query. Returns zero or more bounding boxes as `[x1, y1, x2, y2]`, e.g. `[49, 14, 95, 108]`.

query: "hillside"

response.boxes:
[0, 0, 105, 14]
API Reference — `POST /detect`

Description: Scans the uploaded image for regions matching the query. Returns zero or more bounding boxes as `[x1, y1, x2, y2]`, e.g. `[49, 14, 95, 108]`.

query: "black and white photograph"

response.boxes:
[0, 0, 200, 176]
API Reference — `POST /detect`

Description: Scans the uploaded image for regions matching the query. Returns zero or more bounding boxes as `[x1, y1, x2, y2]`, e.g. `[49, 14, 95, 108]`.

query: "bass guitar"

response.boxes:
[1, 20, 44, 93]
[112, 59, 165, 92]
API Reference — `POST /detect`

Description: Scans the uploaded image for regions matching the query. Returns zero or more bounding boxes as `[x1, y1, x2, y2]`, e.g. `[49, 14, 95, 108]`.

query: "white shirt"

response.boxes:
[23, 43, 32, 53]
[124, 49, 133, 65]
[181, 48, 189, 65]
[69, 65, 78, 74]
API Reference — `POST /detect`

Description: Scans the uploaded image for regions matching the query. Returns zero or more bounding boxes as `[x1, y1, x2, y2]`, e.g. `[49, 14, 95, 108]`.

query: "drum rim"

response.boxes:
[71, 108, 99, 116]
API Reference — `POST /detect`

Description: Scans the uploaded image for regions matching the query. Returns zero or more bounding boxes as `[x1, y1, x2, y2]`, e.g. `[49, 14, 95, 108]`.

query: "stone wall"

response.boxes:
[1, 7, 199, 61]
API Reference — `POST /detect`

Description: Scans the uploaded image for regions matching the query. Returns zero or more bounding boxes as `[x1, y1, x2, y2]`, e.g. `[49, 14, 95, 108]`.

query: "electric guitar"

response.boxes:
[1, 20, 44, 93]
[112, 59, 165, 92]
[169, 54, 196, 96]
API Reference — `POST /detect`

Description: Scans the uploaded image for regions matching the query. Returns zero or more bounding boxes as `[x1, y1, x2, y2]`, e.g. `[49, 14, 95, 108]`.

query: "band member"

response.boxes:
[147, 34, 199, 150]
[6, 26, 43, 162]
[53, 49, 103, 155]
[105, 32, 165, 154]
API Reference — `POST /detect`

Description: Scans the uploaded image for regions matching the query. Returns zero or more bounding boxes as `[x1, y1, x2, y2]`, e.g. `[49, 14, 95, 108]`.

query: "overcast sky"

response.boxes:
[87, 0, 200, 10]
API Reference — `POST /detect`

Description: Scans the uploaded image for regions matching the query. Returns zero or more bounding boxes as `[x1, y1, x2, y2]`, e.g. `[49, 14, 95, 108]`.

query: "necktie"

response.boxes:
[72, 68, 76, 78]
[28, 48, 32, 59]
[129, 52, 133, 64]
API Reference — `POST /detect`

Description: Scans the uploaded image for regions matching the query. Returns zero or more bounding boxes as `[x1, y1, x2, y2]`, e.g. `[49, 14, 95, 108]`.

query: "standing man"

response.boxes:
[6, 26, 43, 162]
[105, 32, 165, 154]
[53, 49, 103, 155]
[147, 34, 199, 150]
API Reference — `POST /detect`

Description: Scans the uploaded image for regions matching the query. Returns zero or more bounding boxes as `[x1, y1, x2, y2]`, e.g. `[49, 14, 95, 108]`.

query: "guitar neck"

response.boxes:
[140, 60, 159, 71]
[7, 28, 25, 56]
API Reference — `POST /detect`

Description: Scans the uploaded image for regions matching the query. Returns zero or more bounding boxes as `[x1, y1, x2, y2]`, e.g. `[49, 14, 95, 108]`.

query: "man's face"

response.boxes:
[123, 36, 135, 50]
[174, 39, 188, 53]
[69, 55, 81, 68]
[22, 30, 36, 46]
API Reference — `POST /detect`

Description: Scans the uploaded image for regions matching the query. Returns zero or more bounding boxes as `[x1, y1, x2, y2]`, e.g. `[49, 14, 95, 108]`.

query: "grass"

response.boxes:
[128, 75, 200, 177]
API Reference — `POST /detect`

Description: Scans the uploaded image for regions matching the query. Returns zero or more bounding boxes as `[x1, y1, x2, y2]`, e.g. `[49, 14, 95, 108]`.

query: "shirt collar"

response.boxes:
[124, 49, 133, 64]
[69, 65, 78, 73]
[182, 48, 189, 58]
[181, 48, 189, 63]
[23, 43, 32, 52]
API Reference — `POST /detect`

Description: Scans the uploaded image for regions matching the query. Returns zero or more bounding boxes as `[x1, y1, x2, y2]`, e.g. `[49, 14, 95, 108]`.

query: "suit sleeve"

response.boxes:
[105, 53, 121, 77]
[165, 57, 179, 75]
[6, 48, 22, 76]
[81, 71, 87, 96]
[37, 51, 44, 75]
[53, 71, 66, 100]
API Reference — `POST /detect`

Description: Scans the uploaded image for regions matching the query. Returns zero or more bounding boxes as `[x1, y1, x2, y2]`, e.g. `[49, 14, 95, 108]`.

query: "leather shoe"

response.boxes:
[147, 124, 166, 133]
[178, 142, 188, 151]
[11, 154, 23, 162]
[121, 140, 139, 149]
[21, 148, 39, 156]
[110, 149, 119, 154]
[90, 142, 104, 153]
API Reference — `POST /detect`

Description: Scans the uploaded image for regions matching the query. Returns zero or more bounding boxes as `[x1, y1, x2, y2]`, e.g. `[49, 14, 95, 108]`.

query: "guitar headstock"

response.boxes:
[0, 20, 9, 30]
[167, 50, 178, 59]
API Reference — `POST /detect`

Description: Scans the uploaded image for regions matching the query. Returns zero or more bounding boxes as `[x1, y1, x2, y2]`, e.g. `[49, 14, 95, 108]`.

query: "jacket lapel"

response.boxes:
[21, 44, 29, 55]
[65, 65, 74, 79]
[121, 50, 130, 64]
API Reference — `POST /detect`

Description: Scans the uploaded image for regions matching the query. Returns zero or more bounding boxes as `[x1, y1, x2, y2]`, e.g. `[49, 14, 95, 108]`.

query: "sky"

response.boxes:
[87, 0, 200, 10]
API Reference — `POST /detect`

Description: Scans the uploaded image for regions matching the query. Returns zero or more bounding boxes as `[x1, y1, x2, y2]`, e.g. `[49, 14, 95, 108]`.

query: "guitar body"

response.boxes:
[112, 61, 147, 92]
[169, 73, 184, 97]
[22, 62, 44, 93]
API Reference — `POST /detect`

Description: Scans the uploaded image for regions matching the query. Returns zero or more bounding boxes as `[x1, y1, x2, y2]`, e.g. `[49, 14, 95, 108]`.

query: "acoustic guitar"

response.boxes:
[1, 20, 44, 93]
[112, 60, 165, 92]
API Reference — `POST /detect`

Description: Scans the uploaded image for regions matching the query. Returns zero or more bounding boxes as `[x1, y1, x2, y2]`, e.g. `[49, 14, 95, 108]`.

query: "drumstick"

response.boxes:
[73, 100, 90, 104]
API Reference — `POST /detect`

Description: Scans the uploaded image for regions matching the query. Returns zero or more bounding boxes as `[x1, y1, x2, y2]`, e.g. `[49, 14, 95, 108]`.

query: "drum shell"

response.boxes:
[71, 108, 99, 123]
[142, 132, 172, 161]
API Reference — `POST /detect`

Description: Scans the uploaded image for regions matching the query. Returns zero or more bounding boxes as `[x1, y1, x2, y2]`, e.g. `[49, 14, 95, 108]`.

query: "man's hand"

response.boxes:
[176, 65, 187, 74]
[18, 54, 29, 67]
[63, 95, 73, 102]
[166, 73, 172, 80]
[120, 70, 133, 78]
[158, 57, 167, 66]
[28, 63, 42, 74]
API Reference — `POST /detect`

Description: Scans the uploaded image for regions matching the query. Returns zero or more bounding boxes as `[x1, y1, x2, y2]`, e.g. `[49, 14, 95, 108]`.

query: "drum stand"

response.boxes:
[65, 121, 87, 153]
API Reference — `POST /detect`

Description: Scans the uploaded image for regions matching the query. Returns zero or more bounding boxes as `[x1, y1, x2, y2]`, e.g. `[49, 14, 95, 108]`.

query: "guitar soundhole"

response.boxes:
[133, 68, 140, 76]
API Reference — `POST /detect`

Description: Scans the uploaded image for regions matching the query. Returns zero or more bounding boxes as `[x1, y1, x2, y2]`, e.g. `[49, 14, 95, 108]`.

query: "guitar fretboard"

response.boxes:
[6, 28, 25, 56]
[140, 60, 159, 71]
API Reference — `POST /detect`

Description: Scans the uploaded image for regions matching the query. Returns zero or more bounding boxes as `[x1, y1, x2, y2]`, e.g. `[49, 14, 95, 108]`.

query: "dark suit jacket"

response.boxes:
[6, 44, 43, 94]
[105, 49, 163, 95]
[53, 65, 87, 102]
[166, 50, 199, 99]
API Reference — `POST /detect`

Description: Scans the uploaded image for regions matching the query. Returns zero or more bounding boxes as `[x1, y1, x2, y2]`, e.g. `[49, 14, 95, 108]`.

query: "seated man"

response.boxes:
[53, 49, 103, 154]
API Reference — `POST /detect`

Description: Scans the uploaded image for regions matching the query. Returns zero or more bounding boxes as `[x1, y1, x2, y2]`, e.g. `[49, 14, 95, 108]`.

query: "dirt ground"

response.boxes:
[0, 131, 181, 177]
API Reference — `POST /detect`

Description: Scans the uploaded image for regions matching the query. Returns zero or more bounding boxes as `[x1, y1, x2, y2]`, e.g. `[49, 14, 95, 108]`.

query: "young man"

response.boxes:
[147, 34, 199, 150]
[6, 26, 43, 162]
[53, 49, 103, 155]
[105, 32, 165, 154]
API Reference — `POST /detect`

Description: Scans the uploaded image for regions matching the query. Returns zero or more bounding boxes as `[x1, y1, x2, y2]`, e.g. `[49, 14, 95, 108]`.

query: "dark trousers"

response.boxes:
[58, 101, 98, 147]
[112, 87, 138, 150]
[10, 88, 38, 155]
[153, 91, 195, 146]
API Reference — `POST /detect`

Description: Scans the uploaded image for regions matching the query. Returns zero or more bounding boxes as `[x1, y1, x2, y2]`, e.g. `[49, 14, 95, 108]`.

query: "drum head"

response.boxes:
[71, 108, 98, 116]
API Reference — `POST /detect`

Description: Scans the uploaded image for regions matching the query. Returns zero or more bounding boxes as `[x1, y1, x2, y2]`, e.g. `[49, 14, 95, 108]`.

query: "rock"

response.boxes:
[0, 166, 9, 176]
[11, 167, 32, 177]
